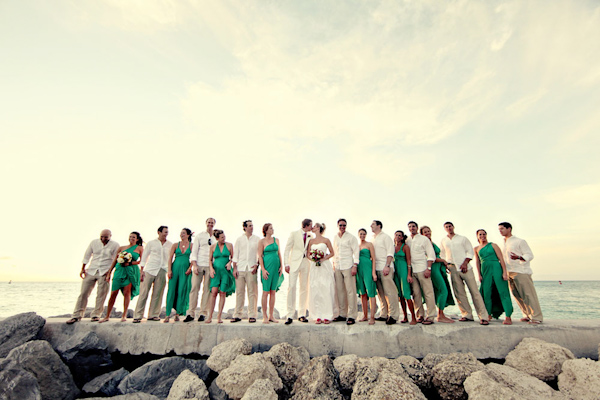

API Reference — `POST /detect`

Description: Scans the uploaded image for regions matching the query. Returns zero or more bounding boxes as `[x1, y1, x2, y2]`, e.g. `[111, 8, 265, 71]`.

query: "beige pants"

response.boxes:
[509, 272, 543, 322]
[187, 265, 211, 318]
[375, 270, 400, 320]
[234, 270, 258, 319]
[287, 259, 310, 319]
[134, 269, 166, 319]
[71, 270, 110, 319]
[334, 268, 358, 320]
[448, 265, 489, 321]
[411, 271, 437, 320]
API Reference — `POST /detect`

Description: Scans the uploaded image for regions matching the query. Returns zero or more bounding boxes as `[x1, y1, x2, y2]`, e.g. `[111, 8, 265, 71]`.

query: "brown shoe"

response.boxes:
[66, 318, 79, 325]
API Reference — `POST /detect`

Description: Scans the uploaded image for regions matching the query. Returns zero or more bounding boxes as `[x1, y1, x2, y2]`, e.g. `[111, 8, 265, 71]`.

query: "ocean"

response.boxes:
[1, 280, 598, 320]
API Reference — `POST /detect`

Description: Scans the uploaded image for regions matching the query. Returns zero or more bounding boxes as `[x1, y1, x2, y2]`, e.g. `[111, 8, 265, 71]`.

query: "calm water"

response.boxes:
[1, 280, 598, 319]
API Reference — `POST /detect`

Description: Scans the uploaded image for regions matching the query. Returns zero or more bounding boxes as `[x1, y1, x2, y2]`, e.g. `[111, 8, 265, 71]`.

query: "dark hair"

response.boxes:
[213, 229, 224, 239]
[358, 228, 367, 234]
[419, 226, 431, 235]
[243, 220, 252, 228]
[301, 219, 312, 228]
[131, 231, 143, 246]
[158, 225, 168, 233]
[443, 222, 454, 227]
[337, 218, 347, 224]
[315, 222, 326, 234]
[395, 230, 407, 244]
[262, 223, 272, 237]
[408, 221, 418, 228]
[476, 229, 487, 236]
[498, 222, 512, 230]
[373, 220, 383, 228]
[182, 228, 192, 242]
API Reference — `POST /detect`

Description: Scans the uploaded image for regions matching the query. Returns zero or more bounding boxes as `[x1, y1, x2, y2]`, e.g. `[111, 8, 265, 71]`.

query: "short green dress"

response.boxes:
[165, 242, 192, 316]
[261, 238, 284, 292]
[393, 244, 412, 300]
[356, 248, 377, 298]
[478, 243, 513, 318]
[210, 244, 236, 296]
[430, 242, 455, 310]
[111, 244, 140, 299]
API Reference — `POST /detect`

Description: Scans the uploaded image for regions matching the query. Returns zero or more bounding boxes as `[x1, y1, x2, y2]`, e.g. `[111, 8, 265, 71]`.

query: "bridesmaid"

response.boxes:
[100, 232, 143, 323]
[394, 231, 418, 325]
[257, 223, 284, 324]
[356, 228, 377, 325]
[420, 226, 455, 323]
[475, 229, 513, 325]
[164, 228, 193, 323]
[206, 229, 235, 324]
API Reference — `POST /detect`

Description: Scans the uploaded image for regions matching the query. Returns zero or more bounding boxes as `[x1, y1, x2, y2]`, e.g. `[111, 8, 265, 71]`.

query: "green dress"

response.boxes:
[356, 248, 377, 298]
[261, 238, 284, 292]
[165, 242, 192, 316]
[210, 244, 236, 296]
[111, 244, 140, 299]
[430, 242, 455, 310]
[393, 244, 412, 300]
[478, 243, 513, 318]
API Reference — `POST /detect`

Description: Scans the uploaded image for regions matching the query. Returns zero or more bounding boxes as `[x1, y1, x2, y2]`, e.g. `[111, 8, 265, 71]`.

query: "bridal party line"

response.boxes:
[65, 218, 543, 327]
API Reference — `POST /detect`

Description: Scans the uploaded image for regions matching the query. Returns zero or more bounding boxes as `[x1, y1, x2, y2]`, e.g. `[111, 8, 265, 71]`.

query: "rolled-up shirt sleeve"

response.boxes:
[425, 241, 436, 262]
[140, 241, 152, 267]
[82, 242, 93, 264]
[351, 236, 359, 264]
[232, 237, 241, 263]
[520, 240, 534, 262]
[464, 237, 475, 260]
[190, 238, 200, 263]
[385, 236, 394, 258]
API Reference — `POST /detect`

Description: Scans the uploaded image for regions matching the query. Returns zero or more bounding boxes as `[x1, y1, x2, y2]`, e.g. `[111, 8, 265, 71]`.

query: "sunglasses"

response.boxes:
[208, 238, 212, 245]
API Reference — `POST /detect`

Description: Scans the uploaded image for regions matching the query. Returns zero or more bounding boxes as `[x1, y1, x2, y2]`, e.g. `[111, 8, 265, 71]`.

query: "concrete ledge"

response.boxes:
[42, 319, 600, 359]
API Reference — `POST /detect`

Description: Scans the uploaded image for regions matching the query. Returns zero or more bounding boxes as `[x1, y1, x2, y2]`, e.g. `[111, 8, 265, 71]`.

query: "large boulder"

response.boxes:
[55, 330, 113, 385]
[82, 367, 130, 397]
[0, 358, 42, 400]
[464, 363, 566, 399]
[241, 379, 278, 400]
[167, 369, 209, 400]
[118, 357, 210, 399]
[291, 355, 343, 400]
[391, 356, 430, 390]
[216, 353, 282, 399]
[333, 354, 359, 390]
[86, 394, 160, 400]
[431, 353, 484, 400]
[5, 340, 79, 400]
[208, 380, 231, 400]
[351, 357, 425, 400]
[207, 339, 252, 373]
[0, 312, 46, 357]
[505, 338, 575, 381]
[558, 358, 600, 400]
[264, 342, 310, 387]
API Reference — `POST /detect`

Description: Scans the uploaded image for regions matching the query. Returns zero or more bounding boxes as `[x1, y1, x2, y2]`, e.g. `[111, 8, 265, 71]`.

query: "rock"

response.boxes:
[264, 342, 310, 387]
[0, 312, 46, 358]
[558, 358, 600, 400]
[391, 355, 430, 389]
[167, 369, 209, 400]
[86, 394, 161, 400]
[0, 358, 42, 400]
[216, 353, 282, 399]
[292, 355, 343, 400]
[82, 367, 129, 397]
[464, 363, 566, 399]
[505, 337, 575, 381]
[118, 357, 210, 399]
[333, 354, 359, 390]
[55, 331, 113, 385]
[208, 380, 231, 400]
[351, 357, 425, 400]
[241, 379, 278, 400]
[431, 353, 484, 400]
[207, 339, 253, 373]
[421, 353, 448, 371]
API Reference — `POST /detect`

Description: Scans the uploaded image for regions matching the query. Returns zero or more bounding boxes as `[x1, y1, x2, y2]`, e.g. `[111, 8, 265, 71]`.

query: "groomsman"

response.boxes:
[370, 220, 399, 325]
[283, 218, 313, 324]
[184, 218, 216, 322]
[232, 220, 260, 323]
[66, 229, 120, 324]
[133, 226, 172, 323]
[499, 222, 543, 324]
[332, 218, 359, 325]
[406, 221, 437, 325]
[440, 222, 489, 324]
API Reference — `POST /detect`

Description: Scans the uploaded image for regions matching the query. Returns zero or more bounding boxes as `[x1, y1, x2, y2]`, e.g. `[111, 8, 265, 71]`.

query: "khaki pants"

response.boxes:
[286, 259, 310, 319]
[334, 268, 358, 320]
[448, 265, 489, 321]
[234, 270, 258, 319]
[71, 270, 110, 319]
[375, 270, 400, 320]
[411, 271, 437, 320]
[187, 266, 211, 318]
[134, 269, 166, 319]
[509, 272, 543, 322]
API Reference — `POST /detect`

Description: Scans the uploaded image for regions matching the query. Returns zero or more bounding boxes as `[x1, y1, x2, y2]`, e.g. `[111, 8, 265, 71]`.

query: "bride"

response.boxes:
[306, 223, 336, 324]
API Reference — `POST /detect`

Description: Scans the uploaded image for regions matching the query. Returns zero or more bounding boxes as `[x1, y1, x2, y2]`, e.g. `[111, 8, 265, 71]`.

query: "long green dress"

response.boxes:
[430, 242, 455, 310]
[393, 244, 412, 300]
[210, 244, 236, 296]
[165, 242, 192, 316]
[111, 244, 140, 299]
[478, 243, 513, 318]
[261, 238, 284, 292]
[356, 248, 377, 298]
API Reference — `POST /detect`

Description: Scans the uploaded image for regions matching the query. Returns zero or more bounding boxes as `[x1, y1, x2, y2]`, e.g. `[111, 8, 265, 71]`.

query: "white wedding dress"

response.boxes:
[307, 242, 336, 321]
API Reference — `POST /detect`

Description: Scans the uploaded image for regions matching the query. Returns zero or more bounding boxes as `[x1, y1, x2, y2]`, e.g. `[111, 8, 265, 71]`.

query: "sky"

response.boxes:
[1, 0, 599, 282]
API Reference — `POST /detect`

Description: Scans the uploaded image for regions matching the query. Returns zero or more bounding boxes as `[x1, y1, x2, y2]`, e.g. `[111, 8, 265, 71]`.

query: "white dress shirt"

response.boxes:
[190, 231, 216, 267]
[440, 234, 475, 270]
[502, 235, 534, 274]
[333, 232, 359, 270]
[372, 231, 395, 271]
[82, 239, 120, 276]
[406, 234, 435, 273]
[233, 234, 260, 272]
[140, 238, 173, 276]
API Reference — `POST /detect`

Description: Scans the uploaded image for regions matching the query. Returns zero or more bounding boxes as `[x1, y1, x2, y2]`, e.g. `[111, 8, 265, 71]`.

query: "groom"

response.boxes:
[283, 218, 313, 324]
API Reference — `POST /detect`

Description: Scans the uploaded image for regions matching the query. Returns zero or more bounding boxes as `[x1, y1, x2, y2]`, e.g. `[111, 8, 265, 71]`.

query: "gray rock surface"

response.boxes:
[216, 353, 282, 399]
[391, 355, 430, 389]
[264, 342, 310, 387]
[0, 358, 42, 400]
[351, 357, 425, 400]
[167, 369, 209, 400]
[208, 380, 231, 400]
[333, 354, 359, 390]
[240, 379, 278, 400]
[86, 394, 161, 400]
[118, 357, 210, 399]
[505, 337, 575, 381]
[82, 367, 129, 397]
[431, 352, 484, 400]
[55, 330, 113, 385]
[291, 355, 343, 400]
[558, 358, 600, 400]
[0, 312, 46, 357]
[206, 339, 252, 373]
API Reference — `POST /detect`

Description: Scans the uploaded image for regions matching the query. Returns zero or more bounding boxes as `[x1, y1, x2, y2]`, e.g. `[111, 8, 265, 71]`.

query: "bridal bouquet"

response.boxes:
[309, 249, 325, 266]
[117, 251, 133, 265]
